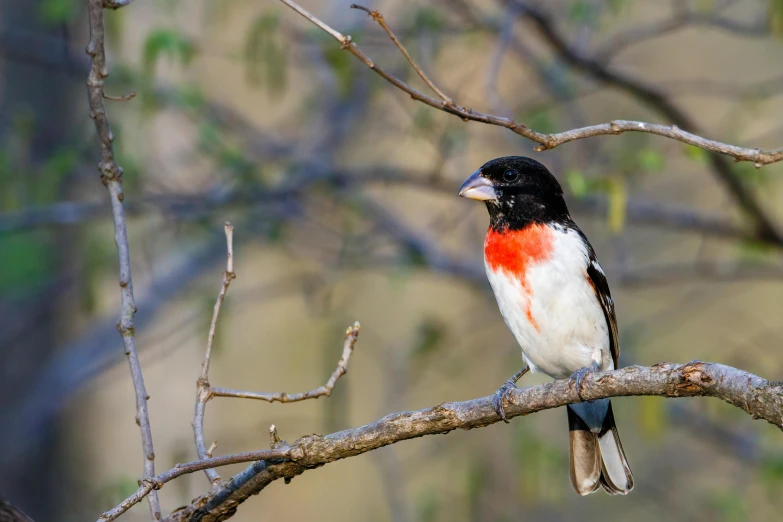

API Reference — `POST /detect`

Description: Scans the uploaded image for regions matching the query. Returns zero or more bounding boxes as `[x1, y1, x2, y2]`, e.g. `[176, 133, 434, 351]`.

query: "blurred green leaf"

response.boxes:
[566, 169, 589, 198]
[638, 148, 665, 172]
[0, 231, 53, 295]
[34, 148, 78, 204]
[523, 107, 557, 134]
[683, 144, 709, 164]
[760, 455, 783, 489]
[95, 476, 140, 510]
[410, 6, 446, 32]
[416, 488, 439, 522]
[143, 28, 196, 76]
[607, 0, 632, 14]
[708, 489, 746, 522]
[38, 0, 78, 25]
[638, 396, 666, 441]
[412, 317, 445, 360]
[465, 458, 486, 516]
[569, 0, 592, 22]
[413, 107, 435, 133]
[737, 238, 777, 261]
[772, 0, 783, 37]
[607, 178, 627, 233]
[323, 45, 354, 97]
[245, 12, 288, 95]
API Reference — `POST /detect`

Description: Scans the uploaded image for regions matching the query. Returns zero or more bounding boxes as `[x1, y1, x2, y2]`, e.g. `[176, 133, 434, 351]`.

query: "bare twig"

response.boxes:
[96, 447, 292, 522]
[193, 222, 237, 485]
[85, 0, 160, 518]
[277, 0, 783, 166]
[159, 361, 782, 522]
[350, 4, 453, 105]
[211, 322, 361, 402]
[104, 91, 136, 101]
[103, 0, 136, 8]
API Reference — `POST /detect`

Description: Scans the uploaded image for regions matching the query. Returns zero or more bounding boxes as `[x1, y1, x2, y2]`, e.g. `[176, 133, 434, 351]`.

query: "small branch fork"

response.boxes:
[98, 361, 783, 522]
[86, 0, 160, 519]
[277, 0, 783, 166]
[191, 222, 362, 484]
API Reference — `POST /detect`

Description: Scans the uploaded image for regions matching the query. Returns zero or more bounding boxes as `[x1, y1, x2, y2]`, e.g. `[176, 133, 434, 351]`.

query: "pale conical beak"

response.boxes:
[458, 170, 497, 201]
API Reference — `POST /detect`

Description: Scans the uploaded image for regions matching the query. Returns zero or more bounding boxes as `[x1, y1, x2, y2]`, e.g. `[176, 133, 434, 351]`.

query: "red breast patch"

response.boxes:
[485, 224, 555, 331]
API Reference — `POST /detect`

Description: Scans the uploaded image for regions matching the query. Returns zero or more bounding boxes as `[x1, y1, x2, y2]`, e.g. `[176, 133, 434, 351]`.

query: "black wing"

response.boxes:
[585, 248, 619, 370]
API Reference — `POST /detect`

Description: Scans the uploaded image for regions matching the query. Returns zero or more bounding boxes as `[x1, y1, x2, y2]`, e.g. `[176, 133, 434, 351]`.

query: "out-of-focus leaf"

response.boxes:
[416, 488, 439, 522]
[323, 45, 354, 97]
[708, 489, 746, 522]
[737, 238, 777, 261]
[683, 144, 709, 164]
[566, 169, 588, 198]
[143, 28, 196, 76]
[413, 107, 435, 133]
[412, 317, 445, 360]
[607, 178, 627, 233]
[95, 476, 140, 510]
[245, 12, 287, 95]
[696, 0, 715, 12]
[34, 148, 78, 204]
[607, 0, 631, 14]
[0, 231, 53, 295]
[175, 84, 205, 111]
[410, 6, 446, 32]
[523, 107, 557, 135]
[639, 396, 666, 441]
[465, 458, 486, 516]
[760, 456, 783, 489]
[569, 0, 592, 22]
[638, 148, 665, 172]
[38, 0, 78, 25]
[772, 0, 783, 37]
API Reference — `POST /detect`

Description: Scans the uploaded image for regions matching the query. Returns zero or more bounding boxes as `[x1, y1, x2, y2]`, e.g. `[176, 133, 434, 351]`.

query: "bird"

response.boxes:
[458, 156, 633, 495]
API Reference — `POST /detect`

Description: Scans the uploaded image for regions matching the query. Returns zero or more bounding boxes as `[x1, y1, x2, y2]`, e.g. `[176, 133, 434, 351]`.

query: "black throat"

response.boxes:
[485, 187, 572, 232]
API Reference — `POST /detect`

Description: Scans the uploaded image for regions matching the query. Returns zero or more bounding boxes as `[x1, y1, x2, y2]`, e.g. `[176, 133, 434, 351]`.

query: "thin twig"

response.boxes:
[96, 447, 292, 522]
[277, 0, 783, 166]
[104, 361, 782, 522]
[86, 0, 160, 518]
[350, 4, 453, 105]
[193, 222, 236, 485]
[104, 91, 136, 101]
[211, 322, 361, 402]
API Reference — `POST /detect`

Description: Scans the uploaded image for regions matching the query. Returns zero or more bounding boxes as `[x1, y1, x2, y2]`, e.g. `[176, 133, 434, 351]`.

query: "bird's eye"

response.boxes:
[502, 170, 519, 183]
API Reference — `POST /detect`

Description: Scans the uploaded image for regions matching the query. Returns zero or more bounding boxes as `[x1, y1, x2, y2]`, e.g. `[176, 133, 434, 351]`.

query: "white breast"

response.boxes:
[485, 226, 610, 379]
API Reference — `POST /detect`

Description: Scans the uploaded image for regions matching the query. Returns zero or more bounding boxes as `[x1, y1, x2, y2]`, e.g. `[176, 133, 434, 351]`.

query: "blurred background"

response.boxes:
[1, 0, 783, 520]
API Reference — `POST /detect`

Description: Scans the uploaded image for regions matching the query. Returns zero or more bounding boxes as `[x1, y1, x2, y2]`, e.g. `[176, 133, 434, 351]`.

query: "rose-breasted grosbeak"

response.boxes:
[459, 156, 633, 495]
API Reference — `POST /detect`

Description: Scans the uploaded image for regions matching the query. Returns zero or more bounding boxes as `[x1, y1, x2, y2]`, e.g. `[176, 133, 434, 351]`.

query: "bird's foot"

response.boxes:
[569, 363, 600, 400]
[493, 366, 529, 423]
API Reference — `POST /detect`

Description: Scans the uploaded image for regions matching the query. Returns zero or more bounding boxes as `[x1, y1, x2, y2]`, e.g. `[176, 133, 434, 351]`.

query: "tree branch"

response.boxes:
[211, 322, 360, 402]
[98, 361, 781, 522]
[193, 223, 237, 485]
[277, 0, 783, 167]
[86, 0, 160, 518]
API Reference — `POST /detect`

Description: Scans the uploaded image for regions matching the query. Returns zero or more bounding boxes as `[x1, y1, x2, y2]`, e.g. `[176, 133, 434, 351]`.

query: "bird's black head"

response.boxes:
[458, 156, 570, 230]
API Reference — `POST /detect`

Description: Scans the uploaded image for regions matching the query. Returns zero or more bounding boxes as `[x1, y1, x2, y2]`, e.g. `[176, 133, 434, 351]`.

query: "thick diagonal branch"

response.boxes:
[86, 0, 160, 518]
[95, 361, 780, 522]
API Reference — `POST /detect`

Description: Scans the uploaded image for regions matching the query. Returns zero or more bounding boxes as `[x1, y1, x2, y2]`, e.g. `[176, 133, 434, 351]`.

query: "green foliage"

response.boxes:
[245, 12, 288, 95]
[38, 0, 78, 25]
[638, 147, 666, 172]
[0, 231, 53, 295]
[514, 424, 566, 504]
[568, 0, 593, 23]
[416, 488, 439, 522]
[143, 29, 197, 76]
[323, 45, 355, 98]
[638, 396, 666, 441]
[708, 489, 747, 522]
[683, 144, 709, 164]
[606, 178, 627, 233]
[411, 317, 445, 360]
[409, 6, 447, 32]
[772, 0, 783, 37]
[760, 455, 783, 490]
[607, 0, 632, 14]
[523, 106, 557, 135]
[95, 476, 140, 512]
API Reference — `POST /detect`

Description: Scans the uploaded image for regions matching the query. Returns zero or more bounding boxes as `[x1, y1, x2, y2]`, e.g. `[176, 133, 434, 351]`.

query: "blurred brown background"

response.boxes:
[1, 0, 783, 521]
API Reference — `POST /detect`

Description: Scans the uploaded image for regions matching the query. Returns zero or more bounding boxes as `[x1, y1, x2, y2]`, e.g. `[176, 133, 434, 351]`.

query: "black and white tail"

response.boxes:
[567, 399, 633, 495]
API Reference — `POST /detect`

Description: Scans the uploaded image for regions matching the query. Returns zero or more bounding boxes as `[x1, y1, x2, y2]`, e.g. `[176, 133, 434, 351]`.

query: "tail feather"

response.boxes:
[567, 401, 633, 496]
